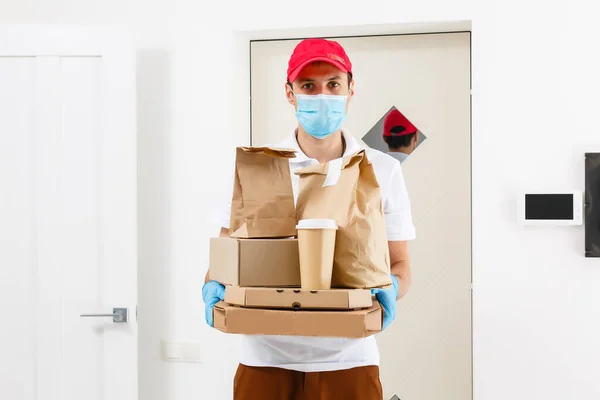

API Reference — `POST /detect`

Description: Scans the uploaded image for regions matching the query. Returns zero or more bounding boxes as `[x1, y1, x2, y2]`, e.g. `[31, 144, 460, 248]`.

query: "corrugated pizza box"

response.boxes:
[224, 286, 373, 310]
[212, 300, 382, 338]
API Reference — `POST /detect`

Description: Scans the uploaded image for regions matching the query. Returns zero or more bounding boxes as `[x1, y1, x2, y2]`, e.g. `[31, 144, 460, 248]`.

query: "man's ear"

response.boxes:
[345, 80, 355, 114]
[285, 82, 295, 105]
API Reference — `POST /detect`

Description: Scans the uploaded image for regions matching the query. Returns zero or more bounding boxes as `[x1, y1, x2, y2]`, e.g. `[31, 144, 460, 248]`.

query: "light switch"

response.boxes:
[161, 341, 202, 363]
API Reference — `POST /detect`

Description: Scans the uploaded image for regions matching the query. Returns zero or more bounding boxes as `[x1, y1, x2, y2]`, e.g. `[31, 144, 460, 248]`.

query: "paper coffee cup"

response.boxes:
[296, 219, 338, 290]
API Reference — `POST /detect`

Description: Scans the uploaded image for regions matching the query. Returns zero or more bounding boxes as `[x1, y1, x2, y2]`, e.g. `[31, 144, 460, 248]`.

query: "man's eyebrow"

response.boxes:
[327, 75, 342, 81]
[296, 78, 315, 83]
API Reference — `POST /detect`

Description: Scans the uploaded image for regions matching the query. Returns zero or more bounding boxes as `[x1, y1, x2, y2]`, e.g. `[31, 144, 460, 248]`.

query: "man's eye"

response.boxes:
[302, 83, 314, 90]
[329, 82, 340, 88]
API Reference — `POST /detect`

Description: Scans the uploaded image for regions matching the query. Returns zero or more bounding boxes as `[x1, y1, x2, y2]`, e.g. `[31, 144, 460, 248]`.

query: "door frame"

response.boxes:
[232, 20, 473, 399]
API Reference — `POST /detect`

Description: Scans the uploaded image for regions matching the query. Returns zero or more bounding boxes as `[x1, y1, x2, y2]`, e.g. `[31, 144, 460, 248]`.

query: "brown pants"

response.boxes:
[233, 364, 383, 400]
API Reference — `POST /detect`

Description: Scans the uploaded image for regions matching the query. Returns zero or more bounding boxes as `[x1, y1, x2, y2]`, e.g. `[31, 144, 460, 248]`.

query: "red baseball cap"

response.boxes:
[383, 109, 417, 137]
[287, 38, 353, 83]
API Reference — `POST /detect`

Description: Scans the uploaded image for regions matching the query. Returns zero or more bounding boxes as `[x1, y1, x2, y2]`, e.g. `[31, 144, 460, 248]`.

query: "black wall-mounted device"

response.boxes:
[585, 153, 600, 257]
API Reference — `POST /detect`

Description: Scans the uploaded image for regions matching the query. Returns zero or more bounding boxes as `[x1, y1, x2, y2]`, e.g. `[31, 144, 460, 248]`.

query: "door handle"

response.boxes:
[80, 307, 128, 323]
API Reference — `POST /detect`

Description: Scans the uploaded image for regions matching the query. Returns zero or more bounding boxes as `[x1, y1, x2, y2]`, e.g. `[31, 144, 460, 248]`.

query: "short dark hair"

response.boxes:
[383, 131, 417, 149]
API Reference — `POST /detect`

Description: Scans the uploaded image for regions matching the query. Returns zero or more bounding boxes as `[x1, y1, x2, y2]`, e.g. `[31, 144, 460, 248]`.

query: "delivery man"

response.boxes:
[383, 108, 419, 163]
[203, 38, 416, 400]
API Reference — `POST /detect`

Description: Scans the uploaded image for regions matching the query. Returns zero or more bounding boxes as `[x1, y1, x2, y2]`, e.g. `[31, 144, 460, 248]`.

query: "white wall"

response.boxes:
[4, 0, 600, 399]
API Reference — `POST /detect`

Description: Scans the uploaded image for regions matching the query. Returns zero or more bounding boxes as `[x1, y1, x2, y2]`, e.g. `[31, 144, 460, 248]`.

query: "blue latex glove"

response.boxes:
[371, 275, 399, 330]
[202, 280, 225, 327]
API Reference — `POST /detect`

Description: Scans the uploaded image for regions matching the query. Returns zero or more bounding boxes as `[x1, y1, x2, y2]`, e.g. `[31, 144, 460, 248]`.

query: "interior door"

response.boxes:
[0, 25, 137, 399]
[250, 32, 472, 400]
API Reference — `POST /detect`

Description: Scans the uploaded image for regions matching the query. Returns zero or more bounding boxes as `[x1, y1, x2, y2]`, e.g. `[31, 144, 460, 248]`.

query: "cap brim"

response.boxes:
[288, 57, 349, 83]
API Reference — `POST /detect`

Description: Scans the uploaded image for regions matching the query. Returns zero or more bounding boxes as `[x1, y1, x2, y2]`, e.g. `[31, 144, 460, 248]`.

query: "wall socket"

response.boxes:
[161, 341, 202, 363]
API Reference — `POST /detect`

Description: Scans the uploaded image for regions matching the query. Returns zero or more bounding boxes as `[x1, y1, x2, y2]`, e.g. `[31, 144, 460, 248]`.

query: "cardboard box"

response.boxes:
[213, 301, 382, 338]
[209, 237, 301, 287]
[224, 286, 373, 310]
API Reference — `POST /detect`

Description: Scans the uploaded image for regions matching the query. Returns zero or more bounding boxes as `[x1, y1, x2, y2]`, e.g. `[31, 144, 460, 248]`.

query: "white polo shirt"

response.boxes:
[387, 150, 410, 164]
[214, 129, 416, 372]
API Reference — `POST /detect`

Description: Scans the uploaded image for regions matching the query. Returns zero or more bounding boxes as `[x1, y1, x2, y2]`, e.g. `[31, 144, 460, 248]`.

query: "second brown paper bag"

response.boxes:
[229, 146, 297, 238]
[295, 150, 392, 289]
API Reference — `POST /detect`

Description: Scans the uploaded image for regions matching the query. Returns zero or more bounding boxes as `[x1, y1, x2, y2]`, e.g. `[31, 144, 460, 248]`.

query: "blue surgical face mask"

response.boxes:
[294, 93, 348, 139]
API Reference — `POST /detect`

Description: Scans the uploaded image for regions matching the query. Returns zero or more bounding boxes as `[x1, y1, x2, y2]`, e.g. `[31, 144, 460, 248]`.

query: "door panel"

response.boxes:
[0, 56, 37, 400]
[0, 26, 137, 400]
[59, 56, 104, 399]
[250, 32, 471, 400]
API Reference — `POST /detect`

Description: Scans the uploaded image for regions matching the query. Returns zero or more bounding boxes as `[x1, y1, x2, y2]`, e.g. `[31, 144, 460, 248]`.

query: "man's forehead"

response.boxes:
[295, 62, 346, 81]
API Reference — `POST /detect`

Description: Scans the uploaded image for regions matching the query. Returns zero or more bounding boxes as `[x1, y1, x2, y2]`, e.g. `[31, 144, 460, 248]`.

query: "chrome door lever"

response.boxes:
[80, 307, 128, 323]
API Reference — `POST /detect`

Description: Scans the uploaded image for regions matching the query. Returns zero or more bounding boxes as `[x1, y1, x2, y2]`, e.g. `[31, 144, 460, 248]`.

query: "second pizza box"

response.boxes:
[224, 286, 373, 310]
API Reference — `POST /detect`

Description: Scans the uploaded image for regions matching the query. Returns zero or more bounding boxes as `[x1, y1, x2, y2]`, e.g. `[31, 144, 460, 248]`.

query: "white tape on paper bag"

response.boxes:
[322, 158, 343, 187]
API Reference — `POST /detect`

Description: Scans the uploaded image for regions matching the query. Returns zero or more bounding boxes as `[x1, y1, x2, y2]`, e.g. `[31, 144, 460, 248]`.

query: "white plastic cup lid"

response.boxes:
[296, 219, 338, 230]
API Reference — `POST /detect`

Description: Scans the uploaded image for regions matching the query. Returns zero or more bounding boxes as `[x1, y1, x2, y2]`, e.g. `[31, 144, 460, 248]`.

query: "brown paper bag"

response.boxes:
[295, 150, 391, 289]
[229, 146, 297, 238]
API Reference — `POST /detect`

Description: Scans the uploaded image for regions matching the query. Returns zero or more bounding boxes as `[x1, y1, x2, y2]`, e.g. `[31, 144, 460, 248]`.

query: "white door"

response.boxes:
[0, 25, 137, 399]
[250, 32, 471, 400]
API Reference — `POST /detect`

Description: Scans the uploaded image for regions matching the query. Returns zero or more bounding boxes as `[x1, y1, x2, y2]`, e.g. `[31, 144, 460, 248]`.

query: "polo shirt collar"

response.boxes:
[279, 128, 364, 164]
